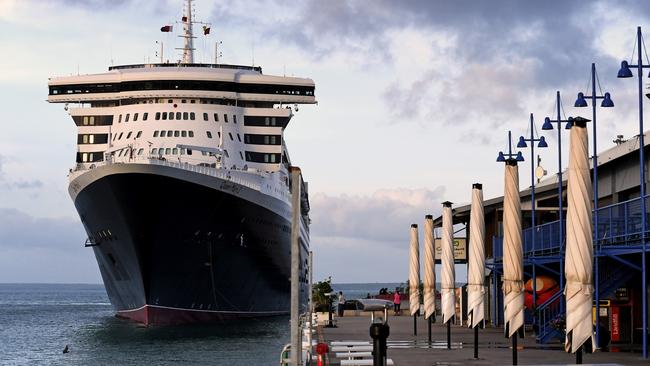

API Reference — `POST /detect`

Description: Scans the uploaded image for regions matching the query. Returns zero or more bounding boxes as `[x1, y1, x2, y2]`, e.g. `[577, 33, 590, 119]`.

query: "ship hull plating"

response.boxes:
[73, 169, 305, 325]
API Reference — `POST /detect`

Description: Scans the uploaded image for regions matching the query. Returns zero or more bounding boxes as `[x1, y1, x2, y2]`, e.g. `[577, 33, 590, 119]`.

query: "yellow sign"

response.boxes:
[433, 238, 467, 263]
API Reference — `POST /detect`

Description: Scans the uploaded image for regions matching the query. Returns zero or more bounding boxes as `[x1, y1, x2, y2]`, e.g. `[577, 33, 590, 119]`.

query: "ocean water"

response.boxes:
[331, 283, 403, 300]
[0, 284, 290, 366]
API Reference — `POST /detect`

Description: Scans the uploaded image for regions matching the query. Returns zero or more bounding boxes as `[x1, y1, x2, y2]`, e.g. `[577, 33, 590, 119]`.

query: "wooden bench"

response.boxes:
[340, 359, 394, 365]
[331, 345, 373, 352]
[330, 341, 371, 346]
[335, 351, 373, 359]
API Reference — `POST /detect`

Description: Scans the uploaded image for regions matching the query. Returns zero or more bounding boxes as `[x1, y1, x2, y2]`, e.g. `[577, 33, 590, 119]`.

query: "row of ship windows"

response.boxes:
[77, 150, 282, 164]
[77, 132, 281, 146]
[151, 130, 195, 138]
[117, 112, 238, 123]
[74, 114, 287, 127]
[111, 130, 144, 142]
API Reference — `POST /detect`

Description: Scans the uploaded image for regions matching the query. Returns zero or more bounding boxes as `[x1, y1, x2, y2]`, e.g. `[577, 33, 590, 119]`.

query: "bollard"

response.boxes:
[370, 322, 390, 366]
[325, 295, 336, 328]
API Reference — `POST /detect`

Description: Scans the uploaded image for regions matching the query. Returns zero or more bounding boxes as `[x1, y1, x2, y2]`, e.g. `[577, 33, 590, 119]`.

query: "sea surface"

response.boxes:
[0, 283, 407, 365]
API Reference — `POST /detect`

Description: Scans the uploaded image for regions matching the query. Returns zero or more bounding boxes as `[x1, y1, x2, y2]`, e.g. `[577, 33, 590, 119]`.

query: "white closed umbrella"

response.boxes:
[423, 215, 436, 320]
[503, 160, 524, 338]
[441, 202, 456, 325]
[564, 120, 594, 354]
[467, 183, 485, 329]
[409, 224, 421, 317]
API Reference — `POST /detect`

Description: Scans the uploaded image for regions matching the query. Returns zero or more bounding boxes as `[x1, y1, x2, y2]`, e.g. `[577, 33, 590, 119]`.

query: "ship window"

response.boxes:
[181, 131, 187, 137]
[117, 150, 123, 157]
[176, 112, 181, 120]
[228, 133, 233, 141]
[160, 131, 166, 137]
[126, 131, 132, 139]
[239, 151, 244, 160]
[202, 151, 207, 156]
[203, 113, 208, 121]
[187, 149, 192, 155]
[165, 148, 171, 155]
[118, 132, 123, 140]
[207, 131, 212, 138]
[143, 112, 148, 121]
[136, 131, 142, 138]
[162, 112, 167, 120]
[133, 113, 139, 121]
[155, 112, 161, 120]
[174, 131, 179, 137]
[233, 115, 237, 124]
[217, 131, 221, 138]
[152, 148, 158, 154]
[190, 100, 196, 104]
[237, 133, 241, 142]
[89, 135, 94, 144]
[112, 134, 116, 141]
[182, 99, 187, 103]
[190, 112, 195, 120]
[137, 148, 143, 155]
[214, 113, 219, 122]
[224, 114, 229, 123]
[183, 112, 188, 120]
[153, 131, 159, 137]
[224, 149, 229, 158]
[167, 130, 173, 136]
[82, 135, 89, 144]
[82, 153, 88, 162]
[83, 116, 88, 125]
[168, 99, 173, 103]
[118, 114, 122, 123]
[169, 112, 174, 120]
[189, 131, 194, 137]
[172, 148, 178, 155]
[89, 116, 95, 125]
[125, 114, 130, 122]
[181, 148, 186, 155]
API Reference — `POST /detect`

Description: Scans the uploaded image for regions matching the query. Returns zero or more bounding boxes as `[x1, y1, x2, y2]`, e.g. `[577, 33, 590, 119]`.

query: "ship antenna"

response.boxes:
[180, 0, 195, 63]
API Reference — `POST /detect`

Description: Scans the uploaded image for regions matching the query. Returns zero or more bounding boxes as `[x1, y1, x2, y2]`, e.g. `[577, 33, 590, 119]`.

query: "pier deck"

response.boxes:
[317, 315, 646, 365]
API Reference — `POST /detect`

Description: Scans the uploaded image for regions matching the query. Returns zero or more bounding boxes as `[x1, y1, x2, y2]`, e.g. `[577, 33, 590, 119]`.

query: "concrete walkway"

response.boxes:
[317, 315, 647, 365]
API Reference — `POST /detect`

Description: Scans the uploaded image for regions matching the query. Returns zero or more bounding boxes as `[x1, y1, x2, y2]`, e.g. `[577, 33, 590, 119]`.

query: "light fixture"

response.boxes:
[617, 60, 633, 78]
[542, 117, 553, 130]
[601, 92, 614, 107]
[574, 92, 588, 107]
[517, 136, 527, 148]
[515, 151, 525, 162]
[496, 152, 505, 162]
[565, 117, 574, 129]
[538, 136, 548, 148]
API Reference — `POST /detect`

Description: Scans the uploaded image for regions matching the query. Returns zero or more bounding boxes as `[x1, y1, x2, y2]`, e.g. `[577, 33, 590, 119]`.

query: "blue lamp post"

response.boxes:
[617, 25, 648, 359]
[541, 91, 574, 315]
[574, 62, 614, 348]
[517, 113, 548, 324]
[496, 131, 525, 163]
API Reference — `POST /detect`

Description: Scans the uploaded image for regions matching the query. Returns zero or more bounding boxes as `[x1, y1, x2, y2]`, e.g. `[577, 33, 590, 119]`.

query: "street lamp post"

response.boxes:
[617, 25, 648, 359]
[574, 62, 614, 347]
[541, 91, 574, 315]
[517, 113, 548, 327]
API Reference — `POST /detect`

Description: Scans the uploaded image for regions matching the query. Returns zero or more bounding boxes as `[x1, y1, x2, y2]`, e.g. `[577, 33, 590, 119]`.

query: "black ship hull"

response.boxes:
[72, 166, 307, 325]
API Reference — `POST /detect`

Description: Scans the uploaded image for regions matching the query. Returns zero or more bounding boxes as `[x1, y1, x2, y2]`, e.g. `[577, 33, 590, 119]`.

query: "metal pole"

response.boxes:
[447, 320, 451, 349]
[530, 113, 537, 324]
[637, 26, 648, 359]
[428, 316, 432, 344]
[556, 91, 565, 315]
[474, 325, 479, 359]
[591, 62, 601, 348]
[290, 167, 302, 366]
[370, 322, 389, 366]
[512, 333, 518, 365]
[413, 314, 417, 336]
[576, 345, 583, 364]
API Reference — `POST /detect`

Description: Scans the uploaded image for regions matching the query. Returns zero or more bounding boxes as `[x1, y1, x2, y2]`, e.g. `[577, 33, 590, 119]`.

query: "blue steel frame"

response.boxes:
[618, 26, 648, 359]
[575, 62, 613, 347]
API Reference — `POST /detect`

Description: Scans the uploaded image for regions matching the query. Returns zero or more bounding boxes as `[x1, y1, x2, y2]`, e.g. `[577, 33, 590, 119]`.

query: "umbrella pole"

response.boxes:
[576, 346, 583, 364]
[474, 325, 479, 359]
[447, 320, 451, 349]
[413, 313, 417, 336]
[512, 333, 517, 365]
[428, 316, 432, 345]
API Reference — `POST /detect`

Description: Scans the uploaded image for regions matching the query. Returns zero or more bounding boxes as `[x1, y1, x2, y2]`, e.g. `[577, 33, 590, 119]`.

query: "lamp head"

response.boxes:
[601, 92, 614, 107]
[542, 117, 553, 130]
[565, 117, 574, 129]
[516, 136, 527, 148]
[538, 136, 548, 148]
[574, 92, 588, 107]
[617, 60, 633, 78]
[496, 151, 505, 162]
[515, 151, 525, 162]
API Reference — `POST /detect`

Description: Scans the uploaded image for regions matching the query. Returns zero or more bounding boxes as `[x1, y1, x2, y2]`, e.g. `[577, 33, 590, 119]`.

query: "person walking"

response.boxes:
[393, 289, 401, 315]
[337, 291, 346, 317]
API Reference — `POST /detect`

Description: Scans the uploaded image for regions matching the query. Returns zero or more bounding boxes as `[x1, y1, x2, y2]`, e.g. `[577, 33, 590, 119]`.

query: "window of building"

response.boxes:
[190, 112, 195, 120]
[228, 132, 233, 141]
[118, 132, 123, 140]
[176, 112, 181, 120]
[181, 131, 187, 137]
[224, 114, 229, 123]
[136, 131, 142, 138]
[233, 115, 237, 124]
[153, 131, 159, 137]
[126, 132, 132, 139]
[161, 131, 166, 137]
[143, 112, 148, 121]
[174, 131, 180, 137]
[125, 114, 130, 122]
[203, 113, 208, 121]
[134, 113, 139, 122]
[189, 131, 194, 137]
[162, 112, 168, 120]
[207, 131, 212, 138]
[155, 112, 161, 120]
[214, 113, 219, 122]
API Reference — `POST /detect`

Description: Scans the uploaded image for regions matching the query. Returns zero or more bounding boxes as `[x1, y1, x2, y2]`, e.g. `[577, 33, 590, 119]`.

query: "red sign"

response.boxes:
[611, 306, 620, 342]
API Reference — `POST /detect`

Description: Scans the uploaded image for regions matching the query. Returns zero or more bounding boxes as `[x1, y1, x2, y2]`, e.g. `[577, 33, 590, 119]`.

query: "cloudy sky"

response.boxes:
[1, 0, 649, 284]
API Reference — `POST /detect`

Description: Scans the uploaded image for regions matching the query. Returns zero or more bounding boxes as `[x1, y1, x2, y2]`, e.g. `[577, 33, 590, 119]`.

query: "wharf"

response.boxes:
[316, 315, 647, 365]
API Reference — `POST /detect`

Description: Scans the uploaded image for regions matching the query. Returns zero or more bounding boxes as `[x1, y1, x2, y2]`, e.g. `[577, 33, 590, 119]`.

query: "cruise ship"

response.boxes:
[47, 0, 315, 325]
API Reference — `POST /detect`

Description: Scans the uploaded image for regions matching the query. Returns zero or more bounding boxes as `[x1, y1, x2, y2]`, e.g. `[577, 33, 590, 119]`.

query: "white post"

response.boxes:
[467, 183, 486, 328]
[503, 161, 524, 338]
[290, 167, 302, 366]
[441, 202, 456, 325]
[423, 216, 436, 319]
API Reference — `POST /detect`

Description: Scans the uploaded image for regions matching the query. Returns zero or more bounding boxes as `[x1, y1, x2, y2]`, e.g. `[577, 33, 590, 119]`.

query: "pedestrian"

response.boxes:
[393, 289, 401, 315]
[337, 291, 345, 317]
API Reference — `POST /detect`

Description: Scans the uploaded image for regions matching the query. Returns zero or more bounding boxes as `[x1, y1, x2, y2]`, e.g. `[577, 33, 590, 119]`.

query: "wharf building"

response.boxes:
[433, 133, 650, 348]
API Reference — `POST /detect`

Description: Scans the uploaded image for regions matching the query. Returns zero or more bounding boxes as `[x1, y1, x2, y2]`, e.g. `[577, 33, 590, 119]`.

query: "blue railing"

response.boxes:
[492, 195, 650, 259]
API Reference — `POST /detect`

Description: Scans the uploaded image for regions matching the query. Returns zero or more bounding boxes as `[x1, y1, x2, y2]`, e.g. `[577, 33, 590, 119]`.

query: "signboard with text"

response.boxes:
[433, 238, 467, 263]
